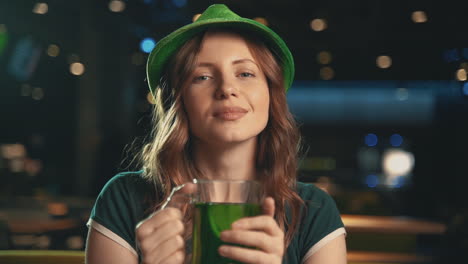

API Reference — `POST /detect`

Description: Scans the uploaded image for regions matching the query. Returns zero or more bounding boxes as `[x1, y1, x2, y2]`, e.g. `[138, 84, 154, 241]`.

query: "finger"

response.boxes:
[220, 230, 278, 253]
[262, 197, 275, 217]
[232, 215, 282, 237]
[136, 208, 182, 239]
[150, 235, 185, 264]
[218, 245, 279, 264]
[138, 220, 184, 254]
[160, 250, 185, 264]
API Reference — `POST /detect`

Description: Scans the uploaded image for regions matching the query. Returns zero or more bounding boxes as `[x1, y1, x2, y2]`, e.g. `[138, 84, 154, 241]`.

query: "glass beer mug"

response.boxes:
[163, 179, 263, 264]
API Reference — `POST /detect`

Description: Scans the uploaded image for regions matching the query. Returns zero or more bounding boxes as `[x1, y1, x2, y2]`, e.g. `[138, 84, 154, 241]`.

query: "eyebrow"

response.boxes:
[196, 58, 259, 68]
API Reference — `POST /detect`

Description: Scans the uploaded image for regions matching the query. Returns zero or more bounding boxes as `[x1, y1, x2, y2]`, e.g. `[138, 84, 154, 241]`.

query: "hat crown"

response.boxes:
[197, 4, 240, 22]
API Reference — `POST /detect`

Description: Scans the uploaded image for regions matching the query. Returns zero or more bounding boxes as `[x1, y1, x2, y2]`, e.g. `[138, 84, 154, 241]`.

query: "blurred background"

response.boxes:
[1, 0, 467, 263]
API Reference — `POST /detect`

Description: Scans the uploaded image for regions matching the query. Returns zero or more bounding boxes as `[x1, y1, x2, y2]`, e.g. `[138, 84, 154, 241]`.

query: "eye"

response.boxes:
[239, 72, 255, 78]
[193, 75, 212, 82]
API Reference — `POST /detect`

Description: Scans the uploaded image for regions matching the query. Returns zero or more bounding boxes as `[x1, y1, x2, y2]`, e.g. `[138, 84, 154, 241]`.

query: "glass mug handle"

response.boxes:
[160, 183, 196, 264]
[161, 183, 187, 210]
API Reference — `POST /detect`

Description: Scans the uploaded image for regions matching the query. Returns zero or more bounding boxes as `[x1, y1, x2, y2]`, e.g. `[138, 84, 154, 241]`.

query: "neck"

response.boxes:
[191, 138, 258, 181]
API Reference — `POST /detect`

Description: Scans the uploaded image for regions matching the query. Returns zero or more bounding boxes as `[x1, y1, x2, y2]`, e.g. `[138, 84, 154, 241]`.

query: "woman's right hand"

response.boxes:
[136, 207, 186, 264]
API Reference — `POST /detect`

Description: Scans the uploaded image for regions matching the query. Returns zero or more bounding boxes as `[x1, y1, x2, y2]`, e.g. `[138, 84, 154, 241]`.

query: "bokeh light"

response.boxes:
[376, 55, 392, 69]
[253, 17, 269, 26]
[366, 174, 379, 188]
[47, 44, 60, 57]
[47, 202, 69, 216]
[365, 133, 378, 147]
[392, 176, 406, 188]
[33, 3, 48, 15]
[317, 51, 332, 64]
[109, 0, 126, 13]
[140, 38, 156, 53]
[66, 236, 84, 250]
[390, 134, 403, 147]
[70, 62, 85, 76]
[310, 19, 327, 31]
[463, 82, 468, 96]
[319, 66, 334, 80]
[382, 149, 415, 177]
[411, 11, 428, 23]
[1, 144, 26, 159]
[456, 68, 467, 81]
[32, 87, 44, 100]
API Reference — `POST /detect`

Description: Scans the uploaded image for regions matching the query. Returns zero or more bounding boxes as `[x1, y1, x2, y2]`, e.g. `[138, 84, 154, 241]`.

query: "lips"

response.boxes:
[213, 106, 248, 121]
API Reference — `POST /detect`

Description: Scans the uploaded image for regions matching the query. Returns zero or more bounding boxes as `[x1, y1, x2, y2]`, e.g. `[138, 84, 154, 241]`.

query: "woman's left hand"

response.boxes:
[218, 197, 284, 264]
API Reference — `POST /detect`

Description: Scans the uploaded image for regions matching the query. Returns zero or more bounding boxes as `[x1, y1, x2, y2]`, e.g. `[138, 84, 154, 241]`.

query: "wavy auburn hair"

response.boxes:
[139, 27, 303, 247]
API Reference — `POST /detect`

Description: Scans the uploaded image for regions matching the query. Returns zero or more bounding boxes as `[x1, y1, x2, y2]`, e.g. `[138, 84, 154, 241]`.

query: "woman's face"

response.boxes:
[182, 31, 270, 146]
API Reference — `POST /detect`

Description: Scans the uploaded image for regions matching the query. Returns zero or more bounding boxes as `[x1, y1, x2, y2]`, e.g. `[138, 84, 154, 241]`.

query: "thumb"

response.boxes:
[262, 197, 275, 217]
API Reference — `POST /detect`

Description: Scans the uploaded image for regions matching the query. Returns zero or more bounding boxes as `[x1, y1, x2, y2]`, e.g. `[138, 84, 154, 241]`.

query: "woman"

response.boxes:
[86, 4, 346, 264]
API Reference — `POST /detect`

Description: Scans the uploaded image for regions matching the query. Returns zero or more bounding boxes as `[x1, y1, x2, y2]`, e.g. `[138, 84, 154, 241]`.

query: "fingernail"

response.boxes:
[218, 246, 227, 256]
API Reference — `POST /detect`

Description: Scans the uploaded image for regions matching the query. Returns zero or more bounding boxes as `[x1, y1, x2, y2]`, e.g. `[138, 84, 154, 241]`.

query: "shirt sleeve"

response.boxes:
[87, 172, 150, 253]
[297, 183, 346, 261]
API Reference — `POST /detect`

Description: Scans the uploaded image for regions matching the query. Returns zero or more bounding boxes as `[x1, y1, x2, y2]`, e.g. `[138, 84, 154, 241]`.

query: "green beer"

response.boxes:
[192, 202, 261, 264]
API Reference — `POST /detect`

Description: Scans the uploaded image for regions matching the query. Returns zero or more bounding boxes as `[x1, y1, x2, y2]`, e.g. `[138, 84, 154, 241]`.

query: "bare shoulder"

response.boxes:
[85, 227, 138, 264]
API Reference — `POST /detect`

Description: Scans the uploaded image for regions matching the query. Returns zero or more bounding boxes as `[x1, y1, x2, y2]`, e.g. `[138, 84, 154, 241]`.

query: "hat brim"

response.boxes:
[146, 17, 295, 94]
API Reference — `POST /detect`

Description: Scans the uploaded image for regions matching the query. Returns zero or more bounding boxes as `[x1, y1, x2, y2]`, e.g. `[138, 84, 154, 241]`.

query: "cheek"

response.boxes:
[183, 93, 208, 126]
[253, 87, 270, 116]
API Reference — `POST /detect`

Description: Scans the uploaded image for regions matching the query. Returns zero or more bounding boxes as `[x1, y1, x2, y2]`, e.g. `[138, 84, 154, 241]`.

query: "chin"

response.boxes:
[204, 132, 259, 146]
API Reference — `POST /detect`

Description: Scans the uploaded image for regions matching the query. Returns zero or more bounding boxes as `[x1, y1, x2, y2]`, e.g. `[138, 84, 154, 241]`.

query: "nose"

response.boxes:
[214, 76, 239, 100]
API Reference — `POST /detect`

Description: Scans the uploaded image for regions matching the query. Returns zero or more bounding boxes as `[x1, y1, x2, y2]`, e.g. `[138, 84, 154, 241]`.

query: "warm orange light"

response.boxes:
[109, 0, 126, 12]
[376, 55, 392, 69]
[0, 144, 26, 159]
[320, 66, 334, 80]
[253, 17, 269, 26]
[456, 68, 467, 81]
[70, 62, 85, 76]
[47, 202, 69, 216]
[411, 11, 428, 23]
[310, 19, 327, 31]
[317, 51, 332, 64]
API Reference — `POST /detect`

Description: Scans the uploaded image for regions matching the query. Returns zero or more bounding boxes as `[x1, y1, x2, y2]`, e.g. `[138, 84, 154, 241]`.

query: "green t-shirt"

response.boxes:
[88, 171, 345, 263]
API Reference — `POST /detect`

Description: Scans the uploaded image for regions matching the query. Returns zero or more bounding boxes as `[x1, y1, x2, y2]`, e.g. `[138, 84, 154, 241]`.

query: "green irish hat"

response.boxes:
[146, 4, 295, 94]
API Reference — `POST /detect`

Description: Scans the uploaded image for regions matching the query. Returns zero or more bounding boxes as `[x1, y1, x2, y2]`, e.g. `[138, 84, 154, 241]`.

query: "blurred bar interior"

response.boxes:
[1, 0, 467, 263]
